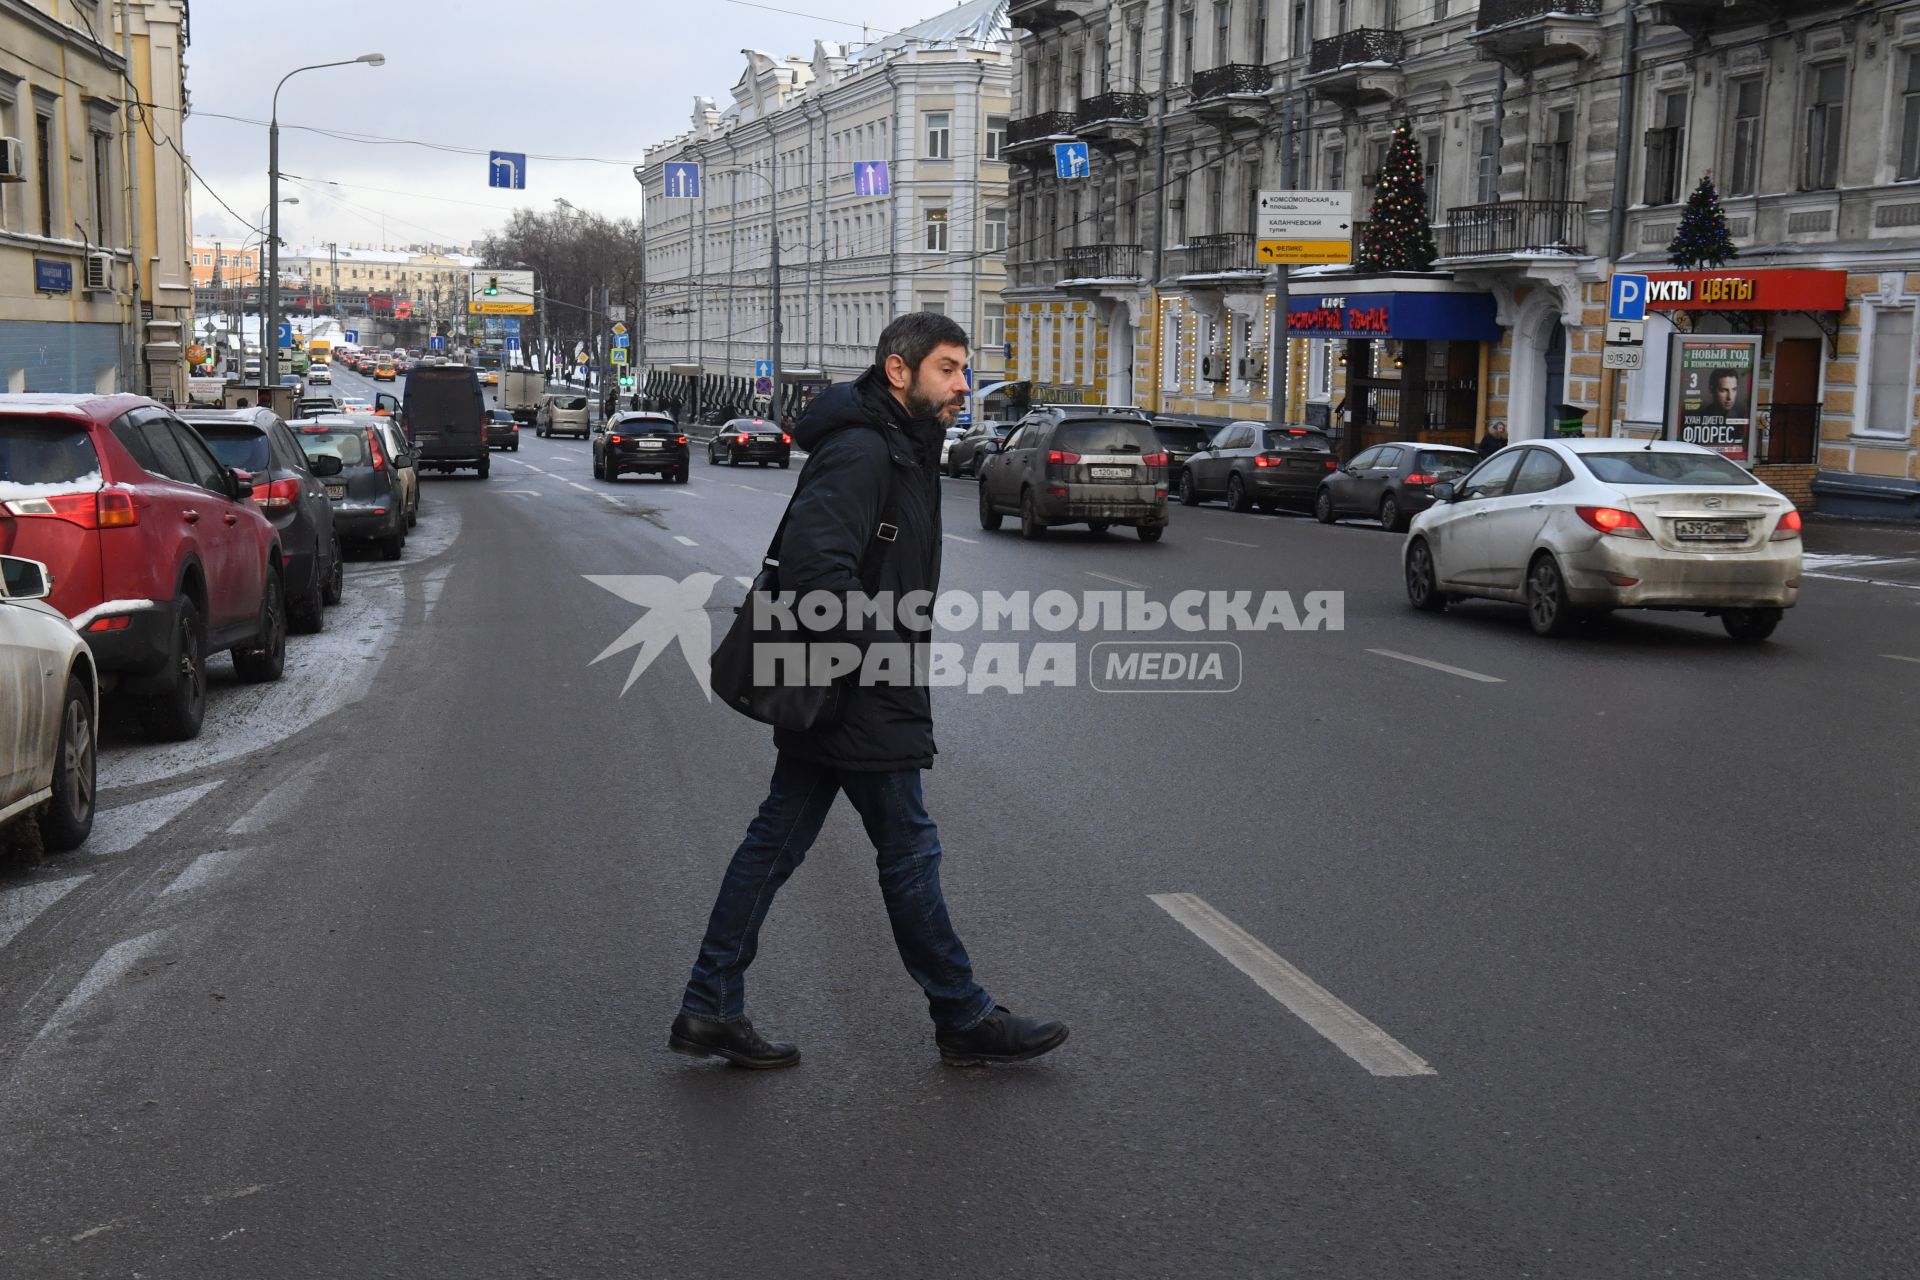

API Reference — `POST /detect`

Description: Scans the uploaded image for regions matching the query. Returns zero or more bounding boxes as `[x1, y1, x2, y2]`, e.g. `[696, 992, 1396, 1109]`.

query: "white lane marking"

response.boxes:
[1882, 653, 1920, 664]
[1087, 571, 1149, 590]
[1802, 572, 1920, 592]
[497, 488, 544, 496]
[521, 465, 546, 473]
[601, 493, 623, 504]
[733, 576, 755, 588]
[163, 847, 255, 897]
[0, 876, 88, 950]
[943, 532, 979, 545]
[36, 928, 168, 1041]
[227, 756, 329, 835]
[568, 481, 593, 492]
[421, 564, 454, 619]
[1801, 553, 1914, 569]
[1206, 536, 1260, 549]
[87, 781, 224, 856]
[1367, 648, 1505, 684]
[1150, 893, 1435, 1078]
[673, 535, 698, 547]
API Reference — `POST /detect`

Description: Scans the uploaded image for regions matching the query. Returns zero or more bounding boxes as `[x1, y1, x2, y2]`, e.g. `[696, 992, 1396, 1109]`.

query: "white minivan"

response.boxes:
[536, 393, 591, 439]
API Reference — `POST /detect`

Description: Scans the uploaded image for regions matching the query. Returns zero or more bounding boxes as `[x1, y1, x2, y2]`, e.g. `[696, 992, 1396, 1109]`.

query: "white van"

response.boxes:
[536, 393, 591, 439]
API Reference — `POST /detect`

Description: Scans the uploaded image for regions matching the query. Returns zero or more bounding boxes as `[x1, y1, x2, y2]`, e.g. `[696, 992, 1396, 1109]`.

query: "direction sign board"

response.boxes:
[755, 359, 773, 379]
[612, 333, 630, 349]
[506, 336, 521, 351]
[1602, 346, 1644, 370]
[1256, 190, 1355, 266]
[1054, 141, 1090, 180]
[488, 151, 527, 190]
[663, 162, 701, 198]
[468, 267, 535, 316]
[504, 317, 520, 334]
[1609, 273, 1648, 323]
[343, 330, 359, 344]
[429, 336, 444, 351]
[1257, 240, 1354, 265]
[854, 162, 891, 196]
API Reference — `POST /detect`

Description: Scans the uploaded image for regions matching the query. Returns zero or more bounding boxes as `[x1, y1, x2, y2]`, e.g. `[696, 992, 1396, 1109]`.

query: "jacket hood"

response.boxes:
[792, 366, 901, 451]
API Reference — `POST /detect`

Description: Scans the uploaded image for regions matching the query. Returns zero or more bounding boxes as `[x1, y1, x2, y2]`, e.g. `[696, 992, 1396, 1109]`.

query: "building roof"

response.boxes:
[849, 0, 1010, 63]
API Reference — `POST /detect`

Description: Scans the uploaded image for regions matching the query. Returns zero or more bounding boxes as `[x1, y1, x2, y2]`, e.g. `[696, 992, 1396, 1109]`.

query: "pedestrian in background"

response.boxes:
[1478, 420, 1508, 458]
[669, 312, 1069, 1071]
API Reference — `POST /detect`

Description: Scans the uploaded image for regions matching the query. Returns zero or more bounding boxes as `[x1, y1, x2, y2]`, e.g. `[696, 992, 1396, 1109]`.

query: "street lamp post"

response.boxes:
[710, 162, 781, 419]
[267, 52, 383, 385]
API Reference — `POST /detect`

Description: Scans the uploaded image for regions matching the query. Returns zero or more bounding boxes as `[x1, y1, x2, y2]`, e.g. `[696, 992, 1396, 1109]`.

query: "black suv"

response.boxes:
[977, 407, 1169, 542]
[180, 406, 344, 632]
[594, 412, 689, 483]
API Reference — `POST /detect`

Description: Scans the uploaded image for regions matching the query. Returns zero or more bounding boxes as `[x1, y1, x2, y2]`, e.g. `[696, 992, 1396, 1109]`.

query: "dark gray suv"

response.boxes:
[976, 408, 1169, 542]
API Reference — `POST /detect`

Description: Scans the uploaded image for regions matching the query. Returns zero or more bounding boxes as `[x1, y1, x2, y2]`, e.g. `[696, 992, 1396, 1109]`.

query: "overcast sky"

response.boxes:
[183, 0, 964, 252]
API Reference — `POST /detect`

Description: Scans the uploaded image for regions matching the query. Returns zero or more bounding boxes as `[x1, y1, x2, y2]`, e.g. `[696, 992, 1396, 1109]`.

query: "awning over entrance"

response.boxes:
[1641, 269, 1847, 312]
[1287, 291, 1501, 341]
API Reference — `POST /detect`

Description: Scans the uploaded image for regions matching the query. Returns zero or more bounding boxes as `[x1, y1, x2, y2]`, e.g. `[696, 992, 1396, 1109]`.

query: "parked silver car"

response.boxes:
[0, 555, 96, 852]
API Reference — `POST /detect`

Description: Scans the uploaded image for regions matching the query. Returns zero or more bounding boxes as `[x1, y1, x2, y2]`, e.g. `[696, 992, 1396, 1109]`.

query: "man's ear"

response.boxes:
[884, 353, 912, 391]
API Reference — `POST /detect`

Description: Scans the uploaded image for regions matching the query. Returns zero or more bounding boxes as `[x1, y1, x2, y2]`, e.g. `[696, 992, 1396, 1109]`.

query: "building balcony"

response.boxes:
[1004, 111, 1081, 165]
[1472, 0, 1602, 71]
[1168, 232, 1260, 281]
[1061, 243, 1144, 286]
[1304, 30, 1405, 105]
[1190, 64, 1273, 125]
[1007, 0, 1083, 33]
[1646, 0, 1823, 42]
[1076, 92, 1151, 149]
[1438, 201, 1587, 259]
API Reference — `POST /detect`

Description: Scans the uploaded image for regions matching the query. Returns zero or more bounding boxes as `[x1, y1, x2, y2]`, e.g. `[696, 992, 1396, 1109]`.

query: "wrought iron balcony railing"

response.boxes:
[1440, 201, 1586, 256]
[1077, 91, 1150, 126]
[1477, 0, 1601, 28]
[1063, 243, 1144, 280]
[1191, 63, 1272, 101]
[1006, 111, 1081, 147]
[1308, 29, 1406, 75]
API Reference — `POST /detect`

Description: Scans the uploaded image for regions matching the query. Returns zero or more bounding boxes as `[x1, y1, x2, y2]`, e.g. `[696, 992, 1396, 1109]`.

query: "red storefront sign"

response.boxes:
[1642, 269, 1846, 312]
[394, 300, 412, 319]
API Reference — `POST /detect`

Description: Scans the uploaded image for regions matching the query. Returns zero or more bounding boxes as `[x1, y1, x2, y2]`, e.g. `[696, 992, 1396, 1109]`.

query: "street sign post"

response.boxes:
[755, 359, 772, 379]
[469, 268, 536, 315]
[1607, 319, 1646, 346]
[754, 376, 773, 396]
[276, 321, 293, 349]
[610, 347, 628, 365]
[664, 162, 701, 198]
[1609, 274, 1649, 323]
[854, 162, 891, 196]
[1054, 142, 1090, 180]
[1254, 191, 1354, 265]
[1602, 347, 1643, 370]
[343, 330, 358, 344]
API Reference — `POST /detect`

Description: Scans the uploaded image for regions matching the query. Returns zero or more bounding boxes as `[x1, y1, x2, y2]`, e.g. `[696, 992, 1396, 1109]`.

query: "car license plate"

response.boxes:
[636, 438, 663, 449]
[325, 484, 346, 499]
[756, 434, 777, 442]
[1675, 519, 1749, 541]
[1288, 458, 1320, 469]
[1089, 465, 1132, 480]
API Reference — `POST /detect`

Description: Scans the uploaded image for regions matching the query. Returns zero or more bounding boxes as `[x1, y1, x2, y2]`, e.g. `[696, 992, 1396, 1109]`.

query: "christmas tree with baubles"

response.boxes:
[1666, 173, 1738, 269]
[1357, 120, 1438, 273]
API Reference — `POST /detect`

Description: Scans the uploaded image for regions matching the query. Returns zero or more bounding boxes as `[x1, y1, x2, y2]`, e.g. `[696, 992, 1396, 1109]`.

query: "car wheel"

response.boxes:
[1136, 522, 1164, 543]
[1314, 488, 1337, 524]
[381, 532, 404, 561]
[674, 466, 690, 484]
[1088, 521, 1111, 535]
[1179, 470, 1200, 506]
[405, 500, 417, 529]
[1379, 493, 1406, 533]
[1526, 553, 1579, 637]
[37, 674, 96, 853]
[946, 457, 959, 479]
[477, 460, 490, 479]
[603, 465, 618, 483]
[780, 459, 790, 470]
[592, 453, 603, 479]
[233, 572, 287, 683]
[729, 453, 739, 467]
[511, 442, 520, 452]
[1019, 488, 1047, 540]
[1225, 473, 1252, 513]
[1721, 607, 1782, 642]
[290, 556, 327, 634]
[321, 535, 345, 606]
[138, 597, 207, 741]
[978, 480, 1003, 532]
[1405, 538, 1447, 613]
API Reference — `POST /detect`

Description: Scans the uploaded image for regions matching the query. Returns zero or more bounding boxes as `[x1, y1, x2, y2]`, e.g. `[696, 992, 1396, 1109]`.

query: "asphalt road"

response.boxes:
[2, 365, 1917, 1277]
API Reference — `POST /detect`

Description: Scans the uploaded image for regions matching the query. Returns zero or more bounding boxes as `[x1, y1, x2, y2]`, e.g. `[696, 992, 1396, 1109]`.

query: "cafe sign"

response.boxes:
[1642, 269, 1846, 312]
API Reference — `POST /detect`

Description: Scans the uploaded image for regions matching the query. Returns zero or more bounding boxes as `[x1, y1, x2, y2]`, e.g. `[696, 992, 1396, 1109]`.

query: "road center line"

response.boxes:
[943, 532, 979, 544]
[1087, 571, 1149, 590]
[1149, 892, 1435, 1078]
[1367, 647, 1505, 684]
[1206, 536, 1259, 548]
[673, 535, 698, 546]
[1881, 653, 1920, 664]
[567, 481, 593, 493]
[1803, 572, 1920, 592]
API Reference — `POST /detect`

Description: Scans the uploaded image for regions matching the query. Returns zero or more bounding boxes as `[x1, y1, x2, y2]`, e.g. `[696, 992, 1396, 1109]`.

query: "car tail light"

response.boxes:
[4, 489, 140, 529]
[367, 428, 387, 471]
[609, 434, 624, 445]
[737, 432, 750, 445]
[1404, 473, 1438, 486]
[254, 478, 301, 510]
[86, 615, 132, 632]
[1576, 506, 1651, 538]
[1047, 450, 1081, 465]
[1324, 459, 1337, 470]
[1046, 486, 1068, 497]
[1140, 451, 1168, 467]
[1604, 572, 1641, 586]
[1254, 455, 1280, 468]
[676, 436, 688, 445]
[1770, 509, 1803, 541]
[781, 433, 792, 444]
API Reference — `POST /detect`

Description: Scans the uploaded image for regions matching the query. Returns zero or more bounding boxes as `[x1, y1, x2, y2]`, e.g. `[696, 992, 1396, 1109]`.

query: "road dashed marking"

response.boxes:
[35, 928, 168, 1042]
[1086, 571, 1149, 590]
[1206, 536, 1259, 548]
[673, 535, 698, 547]
[943, 533, 979, 544]
[87, 781, 225, 856]
[163, 847, 256, 897]
[1151, 893, 1435, 1078]
[227, 757, 329, 835]
[1802, 572, 1920, 592]
[1882, 653, 1920, 665]
[1367, 648, 1504, 684]
[0, 876, 89, 951]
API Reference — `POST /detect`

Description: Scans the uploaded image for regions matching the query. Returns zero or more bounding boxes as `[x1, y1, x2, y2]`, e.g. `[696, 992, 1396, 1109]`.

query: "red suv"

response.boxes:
[0, 394, 288, 740]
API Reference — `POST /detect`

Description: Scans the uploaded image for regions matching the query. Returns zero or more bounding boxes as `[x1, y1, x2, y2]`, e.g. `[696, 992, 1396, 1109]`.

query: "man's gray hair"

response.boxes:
[876, 312, 970, 375]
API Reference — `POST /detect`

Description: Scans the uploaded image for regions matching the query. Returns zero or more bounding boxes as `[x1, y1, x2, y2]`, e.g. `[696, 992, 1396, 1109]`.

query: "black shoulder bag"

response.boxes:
[709, 447, 896, 731]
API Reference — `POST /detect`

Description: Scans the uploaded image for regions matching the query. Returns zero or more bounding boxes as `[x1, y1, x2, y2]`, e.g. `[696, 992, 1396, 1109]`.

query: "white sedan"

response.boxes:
[0, 555, 96, 851]
[1402, 439, 1801, 641]
[941, 424, 967, 467]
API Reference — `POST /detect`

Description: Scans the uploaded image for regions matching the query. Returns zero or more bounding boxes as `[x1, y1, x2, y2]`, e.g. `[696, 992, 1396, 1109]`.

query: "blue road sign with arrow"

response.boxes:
[276, 321, 292, 348]
[854, 162, 891, 196]
[664, 162, 701, 198]
[1055, 141, 1090, 180]
[488, 151, 526, 190]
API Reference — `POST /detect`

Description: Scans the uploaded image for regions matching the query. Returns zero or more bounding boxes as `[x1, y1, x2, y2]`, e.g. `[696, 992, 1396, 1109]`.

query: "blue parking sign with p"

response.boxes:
[1609, 274, 1648, 323]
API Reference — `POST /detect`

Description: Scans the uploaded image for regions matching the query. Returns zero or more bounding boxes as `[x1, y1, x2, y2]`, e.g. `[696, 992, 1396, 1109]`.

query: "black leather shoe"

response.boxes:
[668, 1011, 800, 1069]
[935, 1006, 1069, 1066]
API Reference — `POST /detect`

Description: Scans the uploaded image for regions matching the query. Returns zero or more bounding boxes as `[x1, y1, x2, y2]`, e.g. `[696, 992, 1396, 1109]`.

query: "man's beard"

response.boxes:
[907, 381, 961, 424]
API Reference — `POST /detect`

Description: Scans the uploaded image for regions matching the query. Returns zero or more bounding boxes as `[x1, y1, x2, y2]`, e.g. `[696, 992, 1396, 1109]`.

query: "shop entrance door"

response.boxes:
[1767, 339, 1820, 464]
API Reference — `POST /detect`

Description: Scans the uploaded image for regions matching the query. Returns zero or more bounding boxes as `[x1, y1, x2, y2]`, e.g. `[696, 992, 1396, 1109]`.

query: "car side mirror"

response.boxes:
[227, 468, 252, 498]
[0, 554, 53, 601]
[983, 441, 1002, 455]
[1430, 481, 1456, 503]
[310, 454, 344, 477]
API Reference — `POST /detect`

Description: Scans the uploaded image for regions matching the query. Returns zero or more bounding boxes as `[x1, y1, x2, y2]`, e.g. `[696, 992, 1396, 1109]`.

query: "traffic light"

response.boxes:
[484, 275, 499, 296]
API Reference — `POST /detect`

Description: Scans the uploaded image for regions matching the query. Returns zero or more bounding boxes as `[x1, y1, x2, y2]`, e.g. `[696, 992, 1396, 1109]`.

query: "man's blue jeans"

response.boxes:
[681, 753, 995, 1034]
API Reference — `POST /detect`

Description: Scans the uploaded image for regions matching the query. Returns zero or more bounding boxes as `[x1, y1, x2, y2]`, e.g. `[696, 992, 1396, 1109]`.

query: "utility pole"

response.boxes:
[770, 149, 783, 420]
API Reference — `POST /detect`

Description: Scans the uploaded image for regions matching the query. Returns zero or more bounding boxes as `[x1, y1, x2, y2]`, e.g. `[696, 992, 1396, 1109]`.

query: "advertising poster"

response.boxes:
[1665, 335, 1761, 464]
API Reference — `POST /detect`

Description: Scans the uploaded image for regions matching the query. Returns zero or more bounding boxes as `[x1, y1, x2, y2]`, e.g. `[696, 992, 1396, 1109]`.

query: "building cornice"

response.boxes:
[0, 0, 129, 71]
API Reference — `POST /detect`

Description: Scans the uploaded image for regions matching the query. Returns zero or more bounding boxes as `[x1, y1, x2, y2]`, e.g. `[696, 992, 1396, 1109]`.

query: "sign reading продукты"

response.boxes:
[488, 151, 526, 190]
[1255, 191, 1354, 265]
[854, 162, 890, 196]
[664, 162, 701, 198]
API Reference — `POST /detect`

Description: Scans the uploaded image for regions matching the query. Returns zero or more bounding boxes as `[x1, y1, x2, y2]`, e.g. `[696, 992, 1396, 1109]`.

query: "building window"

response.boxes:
[1326, 146, 1346, 192]
[925, 205, 949, 252]
[1533, 108, 1574, 203]
[925, 113, 950, 160]
[1867, 307, 1914, 437]
[1474, 123, 1499, 203]
[985, 115, 1007, 161]
[982, 302, 1006, 350]
[1206, 167, 1224, 233]
[1095, 38, 1110, 93]
[35, 109, 54, 239]
[1901, 56, 1920, 181]
[1213, 0, 1231, 66]
[1803, 63, 1845, 191]
[1727, 78, 1762, 196]
[1178, 6, 1195, 82]
[1643, 90, 1687, 206]
[1291, 3, 1306, 57]
[1421, 131, 1442, 215]
[1128, 24, 1144, 89]
[984, 206, 1008, 252]
[1068, 48, 1085, 106]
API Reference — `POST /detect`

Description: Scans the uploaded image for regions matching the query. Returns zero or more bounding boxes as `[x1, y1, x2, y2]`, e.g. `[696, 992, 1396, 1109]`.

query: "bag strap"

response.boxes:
[762, 428, 898, 592]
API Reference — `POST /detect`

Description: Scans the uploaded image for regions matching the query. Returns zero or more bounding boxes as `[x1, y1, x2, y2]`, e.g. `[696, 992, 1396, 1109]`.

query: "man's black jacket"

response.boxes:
[770, 366, 945, 771]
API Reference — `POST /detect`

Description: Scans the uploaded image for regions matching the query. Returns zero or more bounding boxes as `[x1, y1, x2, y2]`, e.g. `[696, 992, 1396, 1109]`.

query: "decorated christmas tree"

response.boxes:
[1357, 121, 1438, 273]
[1667, 173, 1737, 269]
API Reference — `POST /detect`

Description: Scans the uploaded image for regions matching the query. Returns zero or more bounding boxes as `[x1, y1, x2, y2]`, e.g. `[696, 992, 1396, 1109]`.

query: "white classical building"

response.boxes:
[636, 0, 1014, 420]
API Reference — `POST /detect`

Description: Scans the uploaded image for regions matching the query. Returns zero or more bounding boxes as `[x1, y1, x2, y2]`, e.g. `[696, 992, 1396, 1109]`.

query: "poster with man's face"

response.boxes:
[1668, 338, 1760, 464]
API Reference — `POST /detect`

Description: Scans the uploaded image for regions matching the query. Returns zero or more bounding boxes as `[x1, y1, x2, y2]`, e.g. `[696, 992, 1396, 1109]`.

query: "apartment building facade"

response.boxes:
[1005, 0, 1920, 518]
[637, 0, 1013, 420]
